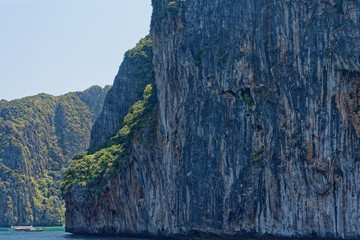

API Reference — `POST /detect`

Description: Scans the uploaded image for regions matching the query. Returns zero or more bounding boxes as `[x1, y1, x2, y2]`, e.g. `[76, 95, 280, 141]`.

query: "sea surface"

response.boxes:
[0, 227, 154, 240]
[0, 227, 332, 240]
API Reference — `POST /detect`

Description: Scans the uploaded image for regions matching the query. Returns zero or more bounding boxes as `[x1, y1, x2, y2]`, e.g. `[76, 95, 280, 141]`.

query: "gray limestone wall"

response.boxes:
[65, 0, 360, 238]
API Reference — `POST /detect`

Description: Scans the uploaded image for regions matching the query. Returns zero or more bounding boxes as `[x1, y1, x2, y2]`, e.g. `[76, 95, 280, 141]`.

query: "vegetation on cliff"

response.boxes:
[62, 35, 157, 194]
[90, 35, 155, 148]
[65, 1, 360, 238]
[124, 35, 154, 97]
[0, 85, 110, 226]
[62, 83, 157, 194]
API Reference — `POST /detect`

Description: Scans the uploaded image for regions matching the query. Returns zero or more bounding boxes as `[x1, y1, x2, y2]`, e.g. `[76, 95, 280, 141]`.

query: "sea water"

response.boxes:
[0, 227, 331, 240]
[0, 227, 158, 240]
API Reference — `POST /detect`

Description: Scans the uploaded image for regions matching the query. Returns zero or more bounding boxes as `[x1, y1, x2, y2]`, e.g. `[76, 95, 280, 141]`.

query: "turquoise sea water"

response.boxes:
[0, 227, 154, 240]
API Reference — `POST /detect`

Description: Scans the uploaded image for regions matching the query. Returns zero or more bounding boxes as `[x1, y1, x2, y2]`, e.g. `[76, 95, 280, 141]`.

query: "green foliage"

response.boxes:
[124, 35, 155, 97]
[124, 35, 152, 61]
[0, 86, 109, 226]
[153, 0, 181, 22]
[194, 49, 203, 67]
[255, 86, 267, 93]
[250, 146, 264, 162]
[243, 93, 255, 106]
[62, 83, 158, 194]
[167, 1, 181, 16]
[353, 105, 360, 114]
[334, 0, 344, 14]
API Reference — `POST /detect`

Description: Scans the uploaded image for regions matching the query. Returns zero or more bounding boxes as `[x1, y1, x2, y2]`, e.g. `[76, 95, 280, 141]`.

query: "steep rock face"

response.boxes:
[0, 85, 109, 226]
[90, 36, 154, 148]
[65, 0, 360, 238]
[63, 37, 159, 235]
[152, 0, 360, 237]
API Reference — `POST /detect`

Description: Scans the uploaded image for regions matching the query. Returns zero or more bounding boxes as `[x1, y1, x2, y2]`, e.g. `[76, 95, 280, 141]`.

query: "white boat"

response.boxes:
[10, 226, 33, 231]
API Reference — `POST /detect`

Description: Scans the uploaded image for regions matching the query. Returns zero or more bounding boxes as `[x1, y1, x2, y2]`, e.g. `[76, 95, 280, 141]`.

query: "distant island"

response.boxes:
[0, 85, 110, 226]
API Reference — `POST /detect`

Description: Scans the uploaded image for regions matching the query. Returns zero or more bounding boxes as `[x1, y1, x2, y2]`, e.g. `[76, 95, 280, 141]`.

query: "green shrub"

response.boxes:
[334, 0, 344, 14]
[62, 84, 158, 194]
[250, 146, 264, 162]
[243, 93, 255, 106]
[354, 105, 360, 114]
[124, 35, 154, 98]
[153, 0, 181, 22]
[167, 1, 181, 16]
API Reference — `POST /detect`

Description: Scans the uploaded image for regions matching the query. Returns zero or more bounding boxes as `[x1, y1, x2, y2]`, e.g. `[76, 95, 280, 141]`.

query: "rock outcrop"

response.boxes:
[90, 35, 154, 148]
[64, 0, 360, 238]
[0, 85, 109, 226]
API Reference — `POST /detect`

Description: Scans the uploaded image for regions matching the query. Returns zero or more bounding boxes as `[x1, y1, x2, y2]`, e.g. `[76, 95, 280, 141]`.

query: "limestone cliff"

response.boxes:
[64, 0, 360, 238]
[0, 85, 109, 226]
[90, 35, 154, 148]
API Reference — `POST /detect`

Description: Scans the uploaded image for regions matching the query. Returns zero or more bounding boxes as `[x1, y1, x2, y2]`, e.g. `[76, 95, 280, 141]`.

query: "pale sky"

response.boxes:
[0, 0, 152, 101]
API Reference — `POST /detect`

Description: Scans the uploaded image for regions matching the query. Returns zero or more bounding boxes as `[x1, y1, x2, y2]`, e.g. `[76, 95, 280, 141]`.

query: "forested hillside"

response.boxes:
[0, 85, 110, 226]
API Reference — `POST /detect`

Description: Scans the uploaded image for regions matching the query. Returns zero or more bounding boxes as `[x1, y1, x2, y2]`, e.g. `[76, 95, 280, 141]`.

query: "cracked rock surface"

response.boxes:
[65, 1, 360, 238]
